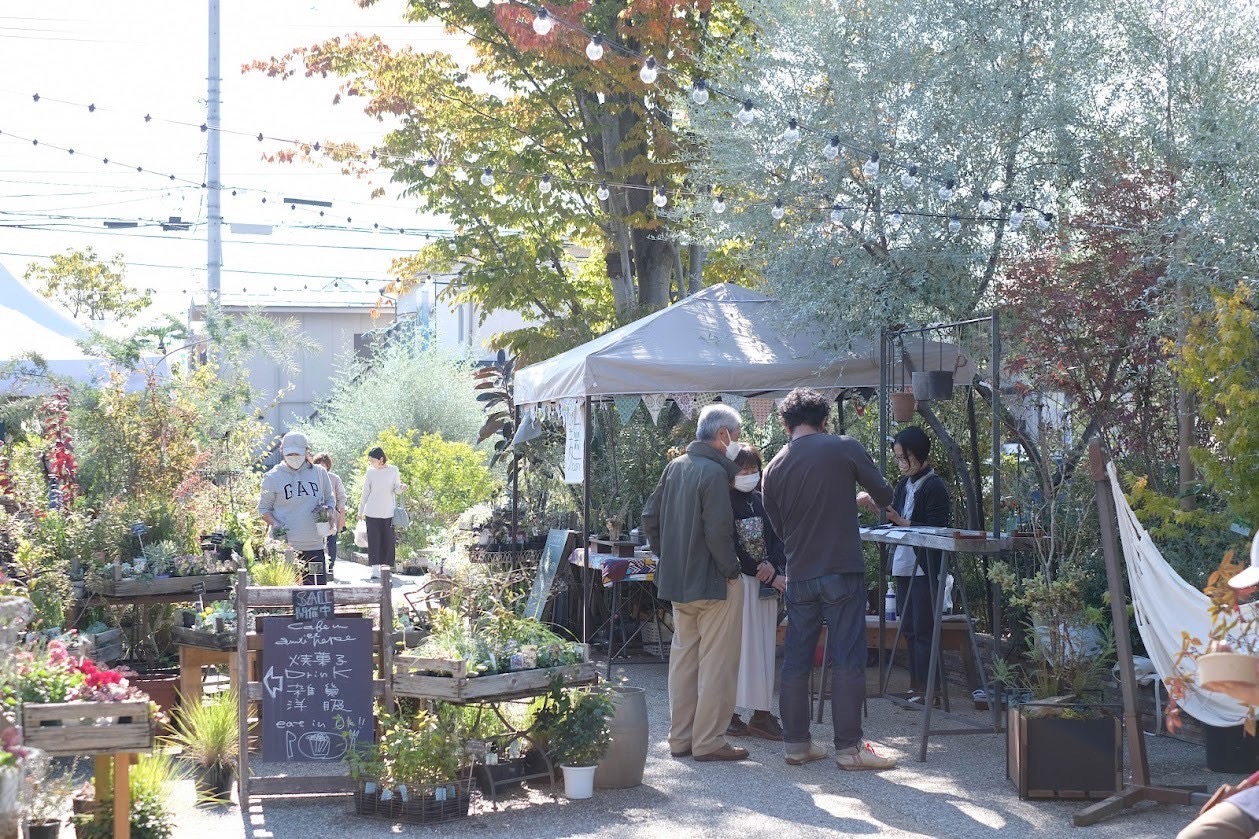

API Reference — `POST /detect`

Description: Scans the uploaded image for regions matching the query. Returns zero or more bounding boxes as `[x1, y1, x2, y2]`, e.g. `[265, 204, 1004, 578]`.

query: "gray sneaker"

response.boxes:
[784, 740, 828, 765]
[835, 740, 898, 771]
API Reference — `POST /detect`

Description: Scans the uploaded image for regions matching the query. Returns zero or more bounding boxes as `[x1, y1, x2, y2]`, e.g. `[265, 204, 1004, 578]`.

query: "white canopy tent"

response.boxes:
[0, 263, 150, 393]
[514, 283, 978, 407]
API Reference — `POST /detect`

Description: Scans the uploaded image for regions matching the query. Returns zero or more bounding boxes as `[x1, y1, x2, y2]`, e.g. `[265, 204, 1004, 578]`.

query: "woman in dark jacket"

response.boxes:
[861, 426, 950, 703]
[727, 444, 788, 740]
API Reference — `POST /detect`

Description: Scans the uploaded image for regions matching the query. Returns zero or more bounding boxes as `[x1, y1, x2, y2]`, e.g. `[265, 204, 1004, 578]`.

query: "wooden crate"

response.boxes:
[172, 625, 237, 651]
[393, 649, 598, 702]
[80, 628, 124, 664]
[86, 573, 232, 597]
[21, 701, 154, 757]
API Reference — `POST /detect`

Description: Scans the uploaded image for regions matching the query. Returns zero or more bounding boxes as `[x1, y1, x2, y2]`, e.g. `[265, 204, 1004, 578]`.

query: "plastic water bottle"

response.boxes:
[884, 589, 897, 621]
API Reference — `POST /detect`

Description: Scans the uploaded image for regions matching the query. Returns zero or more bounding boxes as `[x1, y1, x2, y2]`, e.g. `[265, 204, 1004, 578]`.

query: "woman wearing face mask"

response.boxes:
[859, 426, 950, 704]
[726, 444, 788, 740]
[358, 446, 406, 576]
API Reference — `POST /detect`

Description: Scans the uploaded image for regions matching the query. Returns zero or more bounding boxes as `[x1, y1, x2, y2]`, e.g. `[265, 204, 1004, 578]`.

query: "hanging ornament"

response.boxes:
[653, 187, 668, 208]
[1008, 202, 1025, 231]
[783, 119, 800, 143]
[823, 136, 840, 161]
[948, 214, 961, 233]
[690, 79, 709, 105]
[422, 158, 438, 178]
[640, 57, 659, 85]
[977, 191, 994, 214]
[712, 194, 727, 214]
[1036, 211, 1055, 231]
[937, 178, 955, 201]
[596, 180, 610, 201]
[532, 8, 554, 36]
[771, 199, 785, 220]
[480, 166, 495, 187]
[830, 205, 845, 225]
[586, 33, 604, 61]
[735, 100, 755, 127]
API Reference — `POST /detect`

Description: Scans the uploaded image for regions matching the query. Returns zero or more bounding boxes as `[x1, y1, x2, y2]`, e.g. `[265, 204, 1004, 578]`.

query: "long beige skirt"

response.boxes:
[735, 575, 779, 712]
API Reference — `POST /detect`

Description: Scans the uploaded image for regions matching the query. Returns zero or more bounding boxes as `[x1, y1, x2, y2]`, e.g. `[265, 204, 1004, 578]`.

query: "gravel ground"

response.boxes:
[69, 561, 1231, 838]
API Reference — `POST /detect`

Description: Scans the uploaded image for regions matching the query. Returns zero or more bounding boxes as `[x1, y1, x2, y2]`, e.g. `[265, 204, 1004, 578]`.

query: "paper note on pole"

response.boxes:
[564, 401, 586, 484]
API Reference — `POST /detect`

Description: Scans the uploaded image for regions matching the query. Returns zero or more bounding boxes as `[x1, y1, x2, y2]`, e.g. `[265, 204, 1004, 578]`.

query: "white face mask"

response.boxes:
[721, 430, 741, 461]
[283, 454, 305, 470]
[734, 472, 760, 493]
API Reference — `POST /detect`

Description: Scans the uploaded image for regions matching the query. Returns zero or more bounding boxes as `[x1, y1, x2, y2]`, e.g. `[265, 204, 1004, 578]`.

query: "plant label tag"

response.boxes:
[363, 782, 376, 795]
[191, 582, 207, 595]
[379, 787, 393, 801]
[434, 787, 447, 802]
[397, 784, 408, 802]
[1232, 518, 1252, 537]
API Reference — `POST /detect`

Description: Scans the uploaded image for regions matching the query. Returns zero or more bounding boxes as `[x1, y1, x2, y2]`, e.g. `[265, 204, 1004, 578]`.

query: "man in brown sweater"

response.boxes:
[642, 403, 747, 762]
[762, 388, 897, 770]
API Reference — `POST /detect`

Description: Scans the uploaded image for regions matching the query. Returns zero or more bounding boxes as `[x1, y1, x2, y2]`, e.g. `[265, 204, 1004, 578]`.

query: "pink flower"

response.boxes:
[46, 640, 68, 664]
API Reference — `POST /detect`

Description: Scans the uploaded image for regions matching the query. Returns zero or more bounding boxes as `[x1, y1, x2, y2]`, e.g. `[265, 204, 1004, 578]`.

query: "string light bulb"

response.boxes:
[977, 191, 994, 214]
[948, 214, 961, 233]
[901, 165, 919, 189]
[938, 178, 955, 201]
[771, 199, 785, 220]
[640, 57, 658, 85]
[690, 79, 708, 105]
[712, 194, 727, 214]
[539, 174, 552, 194]
[823, 136, 840, 161]
[480, 166, 495, 187]
[1008, 202, 1025, 231]
[1036, 210, 1055, 231]
[736, 100, 755, 126]
[830, 205, 845, 225]
[653, 187, 667, 208]
[783, 119, 800, 143]
[863, 152, 880, 179]
[422, 158, 438, 178]
[472, 0, 491, 7]
[888, 210, 904, 230]
[596, 180, 610, 201]
[586, 33, 604, 61]
[532, 8, 554, 36]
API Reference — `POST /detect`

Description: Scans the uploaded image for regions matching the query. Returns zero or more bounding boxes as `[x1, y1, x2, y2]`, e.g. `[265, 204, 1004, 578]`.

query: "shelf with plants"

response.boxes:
[84, 543, 237, 597]
[172, 601, 238, 651]
[393, 607, 596, 702]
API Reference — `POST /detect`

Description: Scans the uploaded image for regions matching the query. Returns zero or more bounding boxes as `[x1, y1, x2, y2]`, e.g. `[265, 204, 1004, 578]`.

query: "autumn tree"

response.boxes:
[247, 0, 746, 359]
[25, 247, 152, 322]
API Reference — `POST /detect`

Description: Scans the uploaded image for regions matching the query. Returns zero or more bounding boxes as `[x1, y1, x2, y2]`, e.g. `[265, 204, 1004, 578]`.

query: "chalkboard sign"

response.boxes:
[191, 581, 207, 596]
[260, 616, 374, 762]
[293, 588, 334, 622]
[524, 529, 575, 621]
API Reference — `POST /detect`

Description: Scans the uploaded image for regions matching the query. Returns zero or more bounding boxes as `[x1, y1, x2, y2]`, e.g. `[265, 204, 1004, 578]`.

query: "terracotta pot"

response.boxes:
[890, 391, 917, 422]
[1197, 652, 1259, 692]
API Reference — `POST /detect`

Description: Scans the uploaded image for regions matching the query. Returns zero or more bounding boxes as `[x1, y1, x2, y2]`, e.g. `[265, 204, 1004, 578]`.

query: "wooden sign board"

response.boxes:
[259, 616, 374, 763]
[292, 587, 334, 622]
[524, 529, 575, 621]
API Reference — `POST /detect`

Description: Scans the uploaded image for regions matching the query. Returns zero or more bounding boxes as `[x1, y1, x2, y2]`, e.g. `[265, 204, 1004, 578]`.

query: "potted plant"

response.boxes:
[22, 757, 84, 839]
[314, 502, 336, 539]
[346, 710, 472, 824]
[167, 691, 239, 802]
[534, 684, 615, 800]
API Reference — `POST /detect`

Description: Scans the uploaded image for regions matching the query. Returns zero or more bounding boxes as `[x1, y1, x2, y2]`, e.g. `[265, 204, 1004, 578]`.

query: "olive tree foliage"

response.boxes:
[682, 0, 1259, 351]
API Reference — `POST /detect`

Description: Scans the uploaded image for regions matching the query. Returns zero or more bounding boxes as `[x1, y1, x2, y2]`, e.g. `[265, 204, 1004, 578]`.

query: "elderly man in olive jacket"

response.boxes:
[642, 403, 747, 762]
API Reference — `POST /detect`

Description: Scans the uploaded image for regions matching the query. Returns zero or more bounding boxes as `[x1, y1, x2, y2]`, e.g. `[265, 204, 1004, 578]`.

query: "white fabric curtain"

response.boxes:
[1107, 463, 1247, 727]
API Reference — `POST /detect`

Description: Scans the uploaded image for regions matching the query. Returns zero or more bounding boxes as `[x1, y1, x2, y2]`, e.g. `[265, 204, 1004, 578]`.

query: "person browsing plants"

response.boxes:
[257, 431, 336, 585]
[358, 446, 406, 578]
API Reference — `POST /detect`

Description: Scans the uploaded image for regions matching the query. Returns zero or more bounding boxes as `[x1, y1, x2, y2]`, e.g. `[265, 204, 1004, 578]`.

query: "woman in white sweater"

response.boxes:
[358, 446, 405, 571]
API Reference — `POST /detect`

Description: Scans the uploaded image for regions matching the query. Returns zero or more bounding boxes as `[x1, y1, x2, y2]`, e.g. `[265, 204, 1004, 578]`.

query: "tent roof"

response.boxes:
[514, 283, 977, 406]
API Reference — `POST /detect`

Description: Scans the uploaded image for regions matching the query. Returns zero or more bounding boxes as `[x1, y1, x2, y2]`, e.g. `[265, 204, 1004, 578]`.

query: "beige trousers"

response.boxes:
[668, 578, 744, 757]
[1177, 802, 1259, 839]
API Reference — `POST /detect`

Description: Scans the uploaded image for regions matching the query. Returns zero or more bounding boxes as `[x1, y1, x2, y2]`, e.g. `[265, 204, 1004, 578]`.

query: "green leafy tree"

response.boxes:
[245, 0, 749, 359]
[25, 247, 152, 322]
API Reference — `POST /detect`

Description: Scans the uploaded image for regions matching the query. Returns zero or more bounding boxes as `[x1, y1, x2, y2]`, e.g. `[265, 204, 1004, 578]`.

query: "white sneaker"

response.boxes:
[835, 740, 898, 771]
[784, 740, 828, 765]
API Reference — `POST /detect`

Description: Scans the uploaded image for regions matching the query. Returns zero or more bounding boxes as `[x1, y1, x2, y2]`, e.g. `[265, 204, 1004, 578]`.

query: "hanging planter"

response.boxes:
[926, 369, 955, 400]
[890, 391, 917, 422]
[911, 371, 933, 401]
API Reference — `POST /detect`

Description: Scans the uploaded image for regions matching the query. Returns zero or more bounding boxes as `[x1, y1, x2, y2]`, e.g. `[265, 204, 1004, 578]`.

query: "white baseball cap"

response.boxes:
[1228, 537, 1259, 590]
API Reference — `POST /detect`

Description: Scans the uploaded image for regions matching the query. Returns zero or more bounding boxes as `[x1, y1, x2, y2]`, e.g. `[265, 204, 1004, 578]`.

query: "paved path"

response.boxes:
[160, 648, 1230, 839]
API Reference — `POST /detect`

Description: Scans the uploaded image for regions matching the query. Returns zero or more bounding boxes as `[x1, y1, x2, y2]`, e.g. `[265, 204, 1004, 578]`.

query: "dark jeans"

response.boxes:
[895, 573, 940, 692]
[780, 572, 867, 750]
[325, 532, 338, 573]
[298, 548, 326, 586]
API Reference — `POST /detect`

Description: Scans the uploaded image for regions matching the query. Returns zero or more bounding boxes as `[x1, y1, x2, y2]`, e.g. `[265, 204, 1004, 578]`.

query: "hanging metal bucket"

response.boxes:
[911, 371, 933, 401]
[927, 369, 956, 400]
[891, 391, 917, 422]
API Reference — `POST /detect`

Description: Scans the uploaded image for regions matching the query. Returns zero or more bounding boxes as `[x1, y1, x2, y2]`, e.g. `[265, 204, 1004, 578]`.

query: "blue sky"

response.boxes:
[0, 0, 471, 316]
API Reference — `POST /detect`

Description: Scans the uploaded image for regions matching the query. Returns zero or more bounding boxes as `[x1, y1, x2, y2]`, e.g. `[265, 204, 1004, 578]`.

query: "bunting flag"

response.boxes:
[674, 392, 697, 418]
[642, 394, 667, 424]
[748, 397, 776, 424]
[721, 393, 748, 413]
[614, 395, 640, 423]
[693, 391, 718, 410]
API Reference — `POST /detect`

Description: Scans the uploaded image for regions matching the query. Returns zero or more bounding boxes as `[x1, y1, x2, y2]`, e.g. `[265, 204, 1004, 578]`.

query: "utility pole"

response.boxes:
[207, 0, 222, 305]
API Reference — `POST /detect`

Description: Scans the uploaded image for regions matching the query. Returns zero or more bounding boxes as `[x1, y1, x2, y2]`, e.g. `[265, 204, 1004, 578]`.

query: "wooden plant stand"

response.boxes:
[393, 649, 598, 703]
[21, 701, 155, 839]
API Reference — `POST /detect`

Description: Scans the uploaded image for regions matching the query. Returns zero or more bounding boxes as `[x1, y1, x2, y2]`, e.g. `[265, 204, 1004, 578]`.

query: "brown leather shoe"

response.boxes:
[727, 714, 749, 736]
[694, 744, 750, 762]
[670, 748, 692, 758]
[747, 711, 783, 741]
